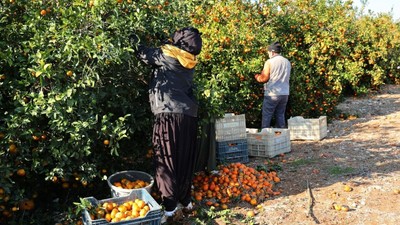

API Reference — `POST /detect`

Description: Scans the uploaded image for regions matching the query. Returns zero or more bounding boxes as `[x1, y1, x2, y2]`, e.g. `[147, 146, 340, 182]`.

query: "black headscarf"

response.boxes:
[171, 27, 203, 56]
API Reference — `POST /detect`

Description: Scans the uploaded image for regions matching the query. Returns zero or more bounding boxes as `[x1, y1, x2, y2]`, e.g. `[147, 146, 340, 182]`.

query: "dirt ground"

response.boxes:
[242, 84, 400, 225]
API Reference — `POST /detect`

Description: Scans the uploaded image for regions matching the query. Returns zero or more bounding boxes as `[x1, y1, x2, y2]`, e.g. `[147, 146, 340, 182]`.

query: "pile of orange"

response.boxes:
[113, 178, 149, 189]
[192, 162, 282, 208]
[92, 199, 150, 223]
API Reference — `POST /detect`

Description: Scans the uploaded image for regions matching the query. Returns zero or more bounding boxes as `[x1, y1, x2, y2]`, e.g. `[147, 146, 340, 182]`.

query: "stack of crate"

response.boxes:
[288, 116, 327, 141]
[215, 114, 249, 164]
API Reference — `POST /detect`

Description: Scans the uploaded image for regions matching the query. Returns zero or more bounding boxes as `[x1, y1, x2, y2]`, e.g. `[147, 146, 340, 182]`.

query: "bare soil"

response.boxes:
[245, 84, 400, 225]
[177, 84, 400, 225]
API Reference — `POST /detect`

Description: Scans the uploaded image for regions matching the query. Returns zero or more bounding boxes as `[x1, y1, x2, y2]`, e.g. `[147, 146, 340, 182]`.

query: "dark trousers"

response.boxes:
[262, 95, 289, 128]
[152, 113, 198, 211]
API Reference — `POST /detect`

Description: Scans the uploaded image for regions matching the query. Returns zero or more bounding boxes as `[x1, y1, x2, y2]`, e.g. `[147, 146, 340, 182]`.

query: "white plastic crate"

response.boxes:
[215, 114, 247, 141]
[288, 116, 327, 141]
[247, 128, 291, 158]
[82, 189, 162, 225]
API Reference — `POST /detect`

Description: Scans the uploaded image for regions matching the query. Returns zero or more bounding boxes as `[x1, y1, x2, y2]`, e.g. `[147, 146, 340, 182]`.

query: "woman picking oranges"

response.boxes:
[135, 27, 203, 224]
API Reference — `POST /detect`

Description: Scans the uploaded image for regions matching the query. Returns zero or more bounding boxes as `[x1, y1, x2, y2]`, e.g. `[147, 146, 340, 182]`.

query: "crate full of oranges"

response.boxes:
[82, 188, 162, 225]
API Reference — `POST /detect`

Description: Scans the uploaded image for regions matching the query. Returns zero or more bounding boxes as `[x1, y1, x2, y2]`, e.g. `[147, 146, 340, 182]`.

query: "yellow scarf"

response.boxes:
[161, 44, 198, 69]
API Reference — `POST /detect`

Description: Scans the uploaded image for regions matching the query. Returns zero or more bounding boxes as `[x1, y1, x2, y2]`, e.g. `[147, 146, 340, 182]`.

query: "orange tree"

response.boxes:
[1, 0, 400, 224]
[0, 0, 192, 223]
[192, 0, 275, 127]
[192, 0, 400, 123]
[269, 0, 359, 117]
[274, 0, 400, 117]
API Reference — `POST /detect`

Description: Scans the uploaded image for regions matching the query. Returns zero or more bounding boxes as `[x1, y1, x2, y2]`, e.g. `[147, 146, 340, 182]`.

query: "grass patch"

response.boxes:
[289, 158, 318, 167]
[328, 166, 356, 175]
[191, 206, 253, 224]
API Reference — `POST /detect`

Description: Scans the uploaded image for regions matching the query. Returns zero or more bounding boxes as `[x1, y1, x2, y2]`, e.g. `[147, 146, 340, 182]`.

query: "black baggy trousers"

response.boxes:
[152, 113, 198, 211]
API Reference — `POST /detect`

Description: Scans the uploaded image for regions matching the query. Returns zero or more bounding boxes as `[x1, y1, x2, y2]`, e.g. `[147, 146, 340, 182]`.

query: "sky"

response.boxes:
[353, 0, 400, 21]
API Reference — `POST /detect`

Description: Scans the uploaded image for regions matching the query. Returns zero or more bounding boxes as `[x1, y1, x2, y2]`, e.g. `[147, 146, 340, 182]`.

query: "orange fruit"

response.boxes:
[9, 144, 17, 154]
[105, 213, 112, 222]
[246, 210, 255, 217]
[110, 208, 118, 219]
[343, 185, 352, 192]
[17, 168, 26, 177]
[103, 139, 110, 145]
[62, 182, 70, 189]
[250, 198, 257, 206]
[202, 183, 209, 191]
[221, 204, 228, 209]
[96, 208, 105, 218]
[19, 199, 35, 211]
[131, 202, 140, 212]
[139, 208, 147, 217]
[40, 9, 47, 16]
[111, 218, 121, 222]
[2, 210, 11, 218]
[194, 193, 202, 201]
[332, 203, 341, 211]
[66, 70, 73, 77]
[136, 199, 146, 209]
[118, 205, 127, 213]
[123, 202, 132, 211]
[340, 205, 350, 212]
[103, 202, 114, 213]
[131, 210, 140, 218]
[114, 212, 124, 219]
[32, 135, 40, 141]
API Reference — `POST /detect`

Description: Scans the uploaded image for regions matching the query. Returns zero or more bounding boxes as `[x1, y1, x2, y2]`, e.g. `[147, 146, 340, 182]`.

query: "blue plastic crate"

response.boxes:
[216, 139, 247, 155]
[217, 151, 249, 164]
[82, 189, 162, 225]
[216, 139, 249, 163]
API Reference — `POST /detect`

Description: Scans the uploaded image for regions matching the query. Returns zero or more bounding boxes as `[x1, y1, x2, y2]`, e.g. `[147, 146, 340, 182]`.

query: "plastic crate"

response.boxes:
[215, 114, 247, 141]
[247, 128, 291, 158]
[107, 170, 154, 197]
[288, 116, 327, 141]
[82, 189, 162, 225]
[216, 139, 249, 163]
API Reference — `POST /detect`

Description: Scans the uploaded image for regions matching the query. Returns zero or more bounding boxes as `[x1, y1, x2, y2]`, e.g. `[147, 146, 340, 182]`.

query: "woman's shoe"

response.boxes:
[161, 207, 177, 224]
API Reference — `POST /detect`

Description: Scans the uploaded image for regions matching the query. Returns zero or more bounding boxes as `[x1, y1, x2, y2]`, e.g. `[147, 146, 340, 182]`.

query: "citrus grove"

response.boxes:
[0, 0, 399, 224]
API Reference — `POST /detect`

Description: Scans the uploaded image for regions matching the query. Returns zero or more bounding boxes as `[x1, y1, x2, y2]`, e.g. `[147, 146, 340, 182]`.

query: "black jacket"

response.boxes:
[136, 46, 199, 117]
